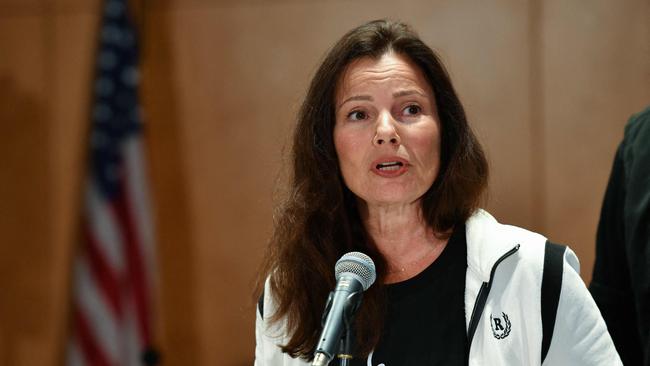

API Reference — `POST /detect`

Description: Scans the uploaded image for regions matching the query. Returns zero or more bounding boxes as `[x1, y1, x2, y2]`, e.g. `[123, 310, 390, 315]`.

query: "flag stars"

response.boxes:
[104, 0, 125, 18]
[121, 67, 139, 86]
[91, 131, 109, 148]
[101, 25, 123, 44]
[116, 92, 136, 109]
[95, 77, 115, 97]
[99, 50, 118, 70]
[103, 163, 121, 183]
[120, 30, 135, 48]
[93, 103, 113, 122]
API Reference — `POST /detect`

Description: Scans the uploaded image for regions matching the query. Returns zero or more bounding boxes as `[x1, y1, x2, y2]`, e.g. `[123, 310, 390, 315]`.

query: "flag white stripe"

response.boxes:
[121, 297, 144, 366]
[74, 258, 120, 364]
[123, 138, 157, 291]
[86, 181, 126, 273]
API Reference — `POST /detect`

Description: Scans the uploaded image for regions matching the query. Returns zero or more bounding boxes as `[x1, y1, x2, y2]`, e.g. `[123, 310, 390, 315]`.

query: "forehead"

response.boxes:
[336, 52, 433, 98]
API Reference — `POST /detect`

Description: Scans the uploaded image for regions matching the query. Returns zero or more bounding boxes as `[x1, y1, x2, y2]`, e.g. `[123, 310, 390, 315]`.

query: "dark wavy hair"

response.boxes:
[255, 19, 488, 360]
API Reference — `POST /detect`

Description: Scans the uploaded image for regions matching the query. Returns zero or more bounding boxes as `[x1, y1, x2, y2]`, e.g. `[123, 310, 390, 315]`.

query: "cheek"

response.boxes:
[411, 126, 441, 175]
[334, 128, 363, 166]
[334, 127, 369, 191]
[413, 125, 440, 152]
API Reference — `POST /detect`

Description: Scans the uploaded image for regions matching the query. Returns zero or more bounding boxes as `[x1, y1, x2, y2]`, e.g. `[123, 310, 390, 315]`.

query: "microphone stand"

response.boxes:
[337, 323, 354, 366]
[337, 292, 359, 366]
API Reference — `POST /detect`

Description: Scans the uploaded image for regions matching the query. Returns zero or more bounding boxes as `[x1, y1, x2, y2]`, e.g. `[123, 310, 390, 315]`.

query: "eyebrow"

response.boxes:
[337, 95, 373, 110]
[337, 89, 427, 110]
[393, 89, 427, 98]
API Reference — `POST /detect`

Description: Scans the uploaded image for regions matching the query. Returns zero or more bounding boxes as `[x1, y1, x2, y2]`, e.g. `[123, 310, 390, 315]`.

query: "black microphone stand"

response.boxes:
[337, 292, 361, 366]
[337, 324, 354, 366]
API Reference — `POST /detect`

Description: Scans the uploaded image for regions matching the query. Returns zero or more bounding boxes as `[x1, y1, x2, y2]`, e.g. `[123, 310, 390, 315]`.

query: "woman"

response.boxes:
[255, 19, 620, 365]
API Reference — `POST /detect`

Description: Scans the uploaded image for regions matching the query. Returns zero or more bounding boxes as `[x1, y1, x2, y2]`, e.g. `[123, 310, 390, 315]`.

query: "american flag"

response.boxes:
[67, 0, 158, 365]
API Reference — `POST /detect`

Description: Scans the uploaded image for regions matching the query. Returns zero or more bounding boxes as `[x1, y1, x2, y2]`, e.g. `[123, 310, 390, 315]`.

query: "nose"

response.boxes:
[373, 111, 401, 146]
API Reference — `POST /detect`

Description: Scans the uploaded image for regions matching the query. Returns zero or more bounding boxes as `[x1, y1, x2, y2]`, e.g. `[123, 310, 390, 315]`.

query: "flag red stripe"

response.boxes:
[83, 223, 123, 319]
[74, 307, 113, 366]
[111, 185, 151, 345]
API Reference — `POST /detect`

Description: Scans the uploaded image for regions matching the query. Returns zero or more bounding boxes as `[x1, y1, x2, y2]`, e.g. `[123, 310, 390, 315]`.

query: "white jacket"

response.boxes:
[255, 209, 622, 365]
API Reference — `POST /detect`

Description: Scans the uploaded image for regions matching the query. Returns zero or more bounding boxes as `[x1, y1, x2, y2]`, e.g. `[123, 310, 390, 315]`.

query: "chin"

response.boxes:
[364, 192, 420, 206]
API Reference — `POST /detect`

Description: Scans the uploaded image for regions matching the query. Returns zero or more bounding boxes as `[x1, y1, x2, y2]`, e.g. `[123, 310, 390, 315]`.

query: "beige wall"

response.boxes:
[1, 0, 649, 365]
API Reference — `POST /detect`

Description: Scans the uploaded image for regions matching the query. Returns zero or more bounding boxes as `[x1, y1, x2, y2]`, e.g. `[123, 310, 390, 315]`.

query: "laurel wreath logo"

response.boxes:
[490, 312, 512, 339]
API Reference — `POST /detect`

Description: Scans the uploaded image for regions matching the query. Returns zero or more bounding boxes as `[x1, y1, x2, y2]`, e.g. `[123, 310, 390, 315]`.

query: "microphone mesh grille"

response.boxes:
[335, 252, 376, 291]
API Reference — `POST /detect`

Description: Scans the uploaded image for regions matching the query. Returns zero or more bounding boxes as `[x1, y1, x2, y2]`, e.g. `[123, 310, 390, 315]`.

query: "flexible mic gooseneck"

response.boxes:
[312, 252, 376, 366]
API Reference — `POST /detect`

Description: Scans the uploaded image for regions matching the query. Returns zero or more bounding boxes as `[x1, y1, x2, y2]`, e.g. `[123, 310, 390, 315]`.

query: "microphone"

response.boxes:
[312, 252, 376, 366]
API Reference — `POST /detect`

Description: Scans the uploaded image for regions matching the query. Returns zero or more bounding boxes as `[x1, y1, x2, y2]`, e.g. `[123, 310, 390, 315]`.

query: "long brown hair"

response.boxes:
[255, 19, 488, 360]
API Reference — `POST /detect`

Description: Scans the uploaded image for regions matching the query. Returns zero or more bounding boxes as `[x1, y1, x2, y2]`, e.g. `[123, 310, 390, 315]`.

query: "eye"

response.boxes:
[347, 110, 367, 121]
[403, 104, 421, 116]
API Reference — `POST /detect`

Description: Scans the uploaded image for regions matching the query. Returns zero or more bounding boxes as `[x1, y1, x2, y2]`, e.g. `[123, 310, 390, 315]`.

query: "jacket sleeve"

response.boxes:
[255, 301, 265, 366]
[254, 279, 308, 366]
[543, 248, 622, 365]
[255, 277, 272, 366]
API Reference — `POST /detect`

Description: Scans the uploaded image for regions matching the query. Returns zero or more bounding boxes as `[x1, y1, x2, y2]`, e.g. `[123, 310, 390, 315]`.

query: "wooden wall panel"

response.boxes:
[0, 0, 46, 14]
[141, 8, 201, 366]
[49, 7, 100, 364]
[0, 12, 52, 366]
[542, 0, 650, 281]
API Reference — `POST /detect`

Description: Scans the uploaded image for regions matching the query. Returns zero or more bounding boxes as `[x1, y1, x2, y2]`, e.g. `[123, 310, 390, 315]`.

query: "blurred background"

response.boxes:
[1, 0, 649, 365]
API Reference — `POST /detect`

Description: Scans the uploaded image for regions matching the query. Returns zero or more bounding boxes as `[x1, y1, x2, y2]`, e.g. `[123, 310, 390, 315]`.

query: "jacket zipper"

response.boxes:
[466, 244, 521, 354]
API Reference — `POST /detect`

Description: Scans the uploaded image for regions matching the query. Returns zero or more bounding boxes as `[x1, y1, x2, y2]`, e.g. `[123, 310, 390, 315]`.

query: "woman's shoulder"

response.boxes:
[466, 209, 579, 273]
[466, 209, 547, 247]
[466, 209, 545, 269]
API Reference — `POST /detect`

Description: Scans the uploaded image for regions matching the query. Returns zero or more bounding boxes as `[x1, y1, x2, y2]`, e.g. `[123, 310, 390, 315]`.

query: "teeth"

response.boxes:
[379, 165, 401, 171]
[377, 161, 403, 171]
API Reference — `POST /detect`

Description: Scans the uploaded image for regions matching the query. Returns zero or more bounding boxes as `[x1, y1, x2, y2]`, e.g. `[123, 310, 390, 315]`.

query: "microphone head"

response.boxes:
[335, 252, 376, 291]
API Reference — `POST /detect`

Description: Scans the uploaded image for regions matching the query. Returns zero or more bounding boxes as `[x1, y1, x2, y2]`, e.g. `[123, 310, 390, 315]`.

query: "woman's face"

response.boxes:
[334, 52, 441, 207]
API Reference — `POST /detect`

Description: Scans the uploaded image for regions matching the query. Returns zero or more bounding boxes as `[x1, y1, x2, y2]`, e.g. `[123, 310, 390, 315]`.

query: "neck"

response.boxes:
[359, 200, 428, 252]
[358, 200, 448, 283]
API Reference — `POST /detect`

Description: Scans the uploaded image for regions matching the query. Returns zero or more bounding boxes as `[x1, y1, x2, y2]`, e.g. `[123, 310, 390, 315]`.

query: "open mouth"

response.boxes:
[376, 161, 404, 171]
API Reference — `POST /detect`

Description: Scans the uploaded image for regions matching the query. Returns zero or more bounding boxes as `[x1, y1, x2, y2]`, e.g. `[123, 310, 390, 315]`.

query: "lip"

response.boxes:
[370, 156, 410, 177]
